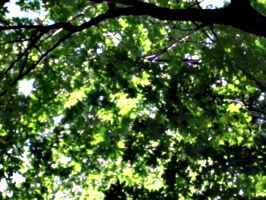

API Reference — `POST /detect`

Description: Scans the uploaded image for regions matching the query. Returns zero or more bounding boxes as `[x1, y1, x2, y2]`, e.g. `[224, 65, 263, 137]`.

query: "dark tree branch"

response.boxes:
[0, 0, 9, 6]
[1, 1, 265, 37]
[100, 1, 266, 37]
[1, 0, 266, 98]
[3, 30, 42, 75]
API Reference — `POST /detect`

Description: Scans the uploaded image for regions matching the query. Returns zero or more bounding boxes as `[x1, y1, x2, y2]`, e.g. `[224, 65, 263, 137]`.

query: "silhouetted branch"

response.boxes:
[1, 0, 266, 98]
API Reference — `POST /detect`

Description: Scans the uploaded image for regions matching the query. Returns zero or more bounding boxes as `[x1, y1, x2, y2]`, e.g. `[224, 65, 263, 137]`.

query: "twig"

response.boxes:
[148, 25, 207, 62]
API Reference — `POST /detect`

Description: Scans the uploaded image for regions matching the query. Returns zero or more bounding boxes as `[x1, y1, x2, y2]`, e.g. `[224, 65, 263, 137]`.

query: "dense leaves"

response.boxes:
[1, 0, 266, 199]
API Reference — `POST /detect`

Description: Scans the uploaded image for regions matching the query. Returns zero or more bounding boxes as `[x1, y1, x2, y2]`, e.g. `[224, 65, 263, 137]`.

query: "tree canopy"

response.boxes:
[1, 0, 266, 199]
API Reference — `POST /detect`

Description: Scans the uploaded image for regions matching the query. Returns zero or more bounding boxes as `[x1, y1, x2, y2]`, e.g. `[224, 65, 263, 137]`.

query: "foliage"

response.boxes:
[1, 0, 266, 199]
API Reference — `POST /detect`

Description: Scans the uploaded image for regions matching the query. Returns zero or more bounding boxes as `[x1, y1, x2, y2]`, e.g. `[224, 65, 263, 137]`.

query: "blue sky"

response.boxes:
[6, 0, 45, 18]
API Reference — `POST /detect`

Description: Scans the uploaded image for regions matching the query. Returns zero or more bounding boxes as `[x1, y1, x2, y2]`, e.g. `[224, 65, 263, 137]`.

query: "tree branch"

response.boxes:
[1, 1, 266, 37]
